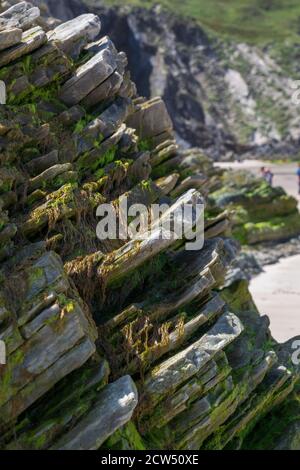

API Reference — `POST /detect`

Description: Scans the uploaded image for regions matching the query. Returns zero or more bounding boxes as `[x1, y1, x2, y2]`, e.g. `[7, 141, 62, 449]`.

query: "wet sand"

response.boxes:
[215, 159, 300, 343]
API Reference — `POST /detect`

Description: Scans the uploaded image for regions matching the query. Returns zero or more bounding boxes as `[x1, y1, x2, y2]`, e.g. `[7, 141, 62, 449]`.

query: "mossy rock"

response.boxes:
[233, 211, 300, 245]
[101, 421, 146, 450]
[221, 279, 258, 314]
[212, 178, 298, 222]
[242, 394, 300, 450]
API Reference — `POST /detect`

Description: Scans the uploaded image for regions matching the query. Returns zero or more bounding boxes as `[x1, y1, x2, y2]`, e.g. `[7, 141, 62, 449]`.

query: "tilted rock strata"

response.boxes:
[0, 2, 299, 451]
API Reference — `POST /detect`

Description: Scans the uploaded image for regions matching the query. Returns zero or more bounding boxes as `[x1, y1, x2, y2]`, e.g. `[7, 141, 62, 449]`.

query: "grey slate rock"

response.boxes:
[0, 25, 47, 67]
[0, 2, 40, 31]
[74, 97, 133, 155]
[274, 422, 300, 450]
[52, 375, 138, 450]
[144, 312, 244, 406]
[0, 337, 96, 426]
[28, 163, 73, 192]
[21, 303, 61, 339]
[81, 51, 127, 108]
[47, 14, 101, 59]
[25, 150, 59, 176]
[0, 302, 96, 408]
[59, 36, 118, 106]
[127, 97, 173, 139]
[0, 27, 22, 51]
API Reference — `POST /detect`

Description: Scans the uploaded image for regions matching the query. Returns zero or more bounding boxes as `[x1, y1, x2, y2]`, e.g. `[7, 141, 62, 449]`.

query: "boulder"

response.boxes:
[47, 14, 101, 59]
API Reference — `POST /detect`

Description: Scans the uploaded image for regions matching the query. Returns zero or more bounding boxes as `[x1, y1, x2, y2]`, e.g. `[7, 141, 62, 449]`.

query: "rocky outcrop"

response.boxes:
[210, 170, 300, 245]
[0, 2, 300, 451]
[72, 2, 300, 160]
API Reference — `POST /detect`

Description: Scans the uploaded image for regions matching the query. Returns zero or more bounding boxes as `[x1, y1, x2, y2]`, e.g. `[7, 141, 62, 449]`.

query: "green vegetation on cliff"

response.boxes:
[100, 0, 300, 44]
[1, 1, 300, 451]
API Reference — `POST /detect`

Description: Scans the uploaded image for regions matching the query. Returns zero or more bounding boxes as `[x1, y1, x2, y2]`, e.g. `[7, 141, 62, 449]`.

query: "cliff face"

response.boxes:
[0, 1, 300, 451]
[72, 2, 300, 160]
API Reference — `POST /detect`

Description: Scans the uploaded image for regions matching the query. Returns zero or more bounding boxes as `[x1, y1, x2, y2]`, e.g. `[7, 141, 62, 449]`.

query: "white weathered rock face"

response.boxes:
[225, 69, 249, 98]
[225, 69, 256, 118]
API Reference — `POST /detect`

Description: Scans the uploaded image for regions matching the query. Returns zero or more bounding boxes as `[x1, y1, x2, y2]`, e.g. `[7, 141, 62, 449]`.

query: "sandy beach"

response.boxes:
[216, 160, 300, 343]
[216, 159, 300, 205]
[250, 255, 300, 342]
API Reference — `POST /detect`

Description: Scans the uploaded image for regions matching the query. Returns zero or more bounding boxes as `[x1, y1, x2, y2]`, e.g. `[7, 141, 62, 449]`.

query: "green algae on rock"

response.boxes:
[0, 0, 299, 451]
[211, 170, 300, 245]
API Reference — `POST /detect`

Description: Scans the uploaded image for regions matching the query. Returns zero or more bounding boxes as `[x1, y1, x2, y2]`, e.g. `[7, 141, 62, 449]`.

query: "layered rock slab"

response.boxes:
[0, 251, 98, 428]
[52, 376, 138, 450]
[0, 2, 298, 452]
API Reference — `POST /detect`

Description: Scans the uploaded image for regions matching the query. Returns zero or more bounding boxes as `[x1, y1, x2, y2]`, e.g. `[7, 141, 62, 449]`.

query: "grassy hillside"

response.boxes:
[96, 0, 300, 44]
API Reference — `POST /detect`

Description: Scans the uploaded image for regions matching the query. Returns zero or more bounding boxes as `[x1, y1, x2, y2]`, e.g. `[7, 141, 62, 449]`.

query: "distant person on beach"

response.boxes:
[261, 167, 274, 186]
[297, 163, 300, 195]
